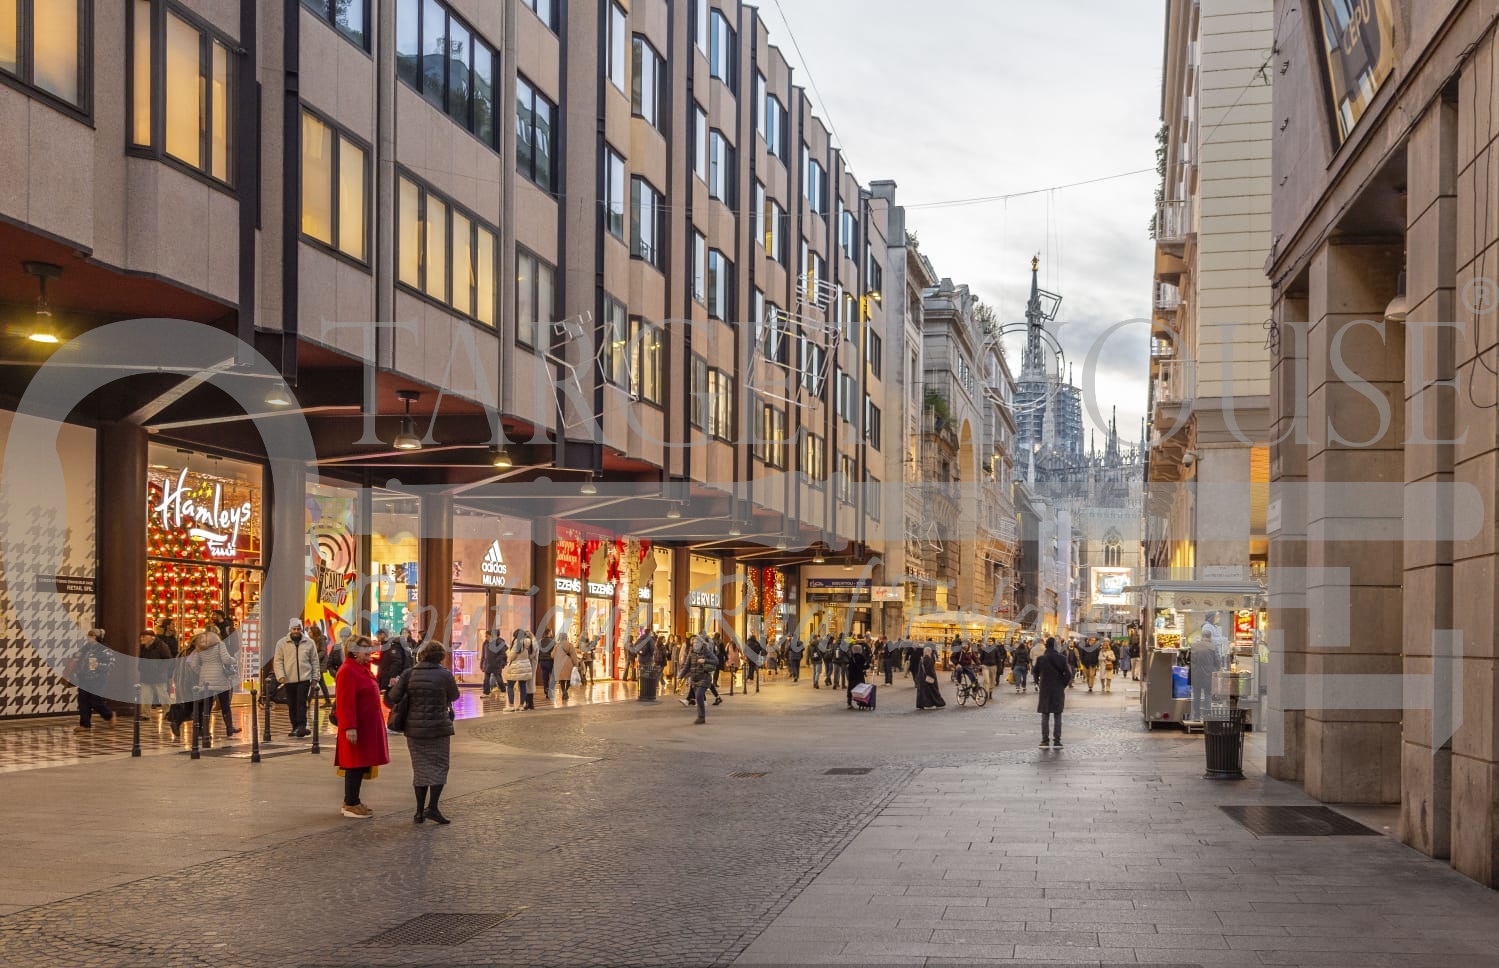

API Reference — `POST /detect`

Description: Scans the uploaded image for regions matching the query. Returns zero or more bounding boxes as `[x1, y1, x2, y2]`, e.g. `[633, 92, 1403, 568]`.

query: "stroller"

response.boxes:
[850, 683, 877, 710]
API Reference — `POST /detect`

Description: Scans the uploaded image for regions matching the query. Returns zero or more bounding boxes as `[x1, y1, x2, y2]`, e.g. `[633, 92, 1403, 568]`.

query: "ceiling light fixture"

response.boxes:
[392, 390, 423, 451]
[666, 503, 682, 520]
[728, 522, 743, 537]
[775, 539, 788, 552]
[813, 553, 826, 564]
[23, 261, 62, 344]
[265, 382, 295, 408]
[580, 476, 598, 496]
[489, 446, 513, 469]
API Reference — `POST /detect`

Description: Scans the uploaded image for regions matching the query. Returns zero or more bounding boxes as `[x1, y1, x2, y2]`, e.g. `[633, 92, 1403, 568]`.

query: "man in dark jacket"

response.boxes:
[1010, 640, 1032, 693]
[1079, 635, 1102, 692]
[378, 627, 415, 695]
[637, 632, 661, 702]
[75, 628, 116, 733]
[979, 639, 1003, 692]
[479, 630, 506, 697]
[787, 637, 804, 682]
[1034, 637, 1072, 748]
[140, 628, 174, 708]
[156, 617, 180, 658]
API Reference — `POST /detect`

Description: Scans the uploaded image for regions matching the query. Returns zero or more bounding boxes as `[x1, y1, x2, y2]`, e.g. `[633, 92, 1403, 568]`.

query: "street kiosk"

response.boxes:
[1139, 580, 1267, 731]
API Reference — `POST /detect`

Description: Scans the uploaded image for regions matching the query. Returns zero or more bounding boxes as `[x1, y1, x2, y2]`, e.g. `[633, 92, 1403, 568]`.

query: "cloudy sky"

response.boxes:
[764, 0, 1165, 447]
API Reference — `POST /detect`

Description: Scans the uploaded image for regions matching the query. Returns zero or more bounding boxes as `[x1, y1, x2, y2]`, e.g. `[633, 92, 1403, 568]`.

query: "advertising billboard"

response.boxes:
[1092, 567, 1132, 606]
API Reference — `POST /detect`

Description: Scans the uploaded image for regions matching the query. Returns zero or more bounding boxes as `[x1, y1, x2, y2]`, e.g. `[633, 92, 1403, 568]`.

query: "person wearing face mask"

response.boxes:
[273, 619, 319, 738]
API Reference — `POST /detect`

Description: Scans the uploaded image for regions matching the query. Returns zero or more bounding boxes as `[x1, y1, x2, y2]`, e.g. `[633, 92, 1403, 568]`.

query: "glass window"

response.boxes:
[536, 259, 556, 341]
[634, 318, 663, 404]
[692, 232, 706, 305]
[131, 5, 233, 183]
[605, 297, 630, 387]
[631, 177, 663, 268]
[755, 404, 787, 468]
[839, 456, 857, 504]
[210, 41, 230, 182]
[517, 74, 558, 191]
[708, 9, 735, 89]
[604, 145, 626, 239]
[397, 172, 500, 324]
[131, 1, 150, 143]
[753, 181, 765, 249]
[398, 177, 421, 286]
[302, 0, 368, 49]
[803, 433, 825, 482]
[693, 105, 707, 181]
[866, 329, 882, 379]
[164, 12, 201, 168]
[516, 247, 557, 348]
[764, 94, 785, 162]
[708, 130, 731, 200]
[865, 397, 882, 449]
[805, 152, 826, 214]
[300, 113, 334, 247]
[707, 249, 731, 320]
[607, 2, 627, 93]
[689, 353, 708, 428]
[867, 473, 881, 520]
[0, 0, 86, 108]
[522, 0, 556, 32]
[693, 0, 707, 54]
[840, 208, 859, 261]
[395, 0, 499, 148]
[631, 35, 663, 128]
[766, 198, 786, 263]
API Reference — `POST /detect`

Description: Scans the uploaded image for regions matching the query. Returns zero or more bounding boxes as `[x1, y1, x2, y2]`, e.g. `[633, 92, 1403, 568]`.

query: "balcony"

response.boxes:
[1154, 198, 1192, 254]
[1155, 282, 1182, 316]
[1150, 337, 1176, 360]
[1153, 358, 1197, 407]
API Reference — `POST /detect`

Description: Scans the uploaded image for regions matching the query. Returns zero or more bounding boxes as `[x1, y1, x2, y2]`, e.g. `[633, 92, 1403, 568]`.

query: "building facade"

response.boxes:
[1147, 0, 1274, 582]
[0, 0, 903, 712]
[1268, 0, 1499, 887]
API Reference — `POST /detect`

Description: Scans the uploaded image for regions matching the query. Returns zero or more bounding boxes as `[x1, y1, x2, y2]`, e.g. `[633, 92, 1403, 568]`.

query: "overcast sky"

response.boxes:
[765, 0, 1165, 449]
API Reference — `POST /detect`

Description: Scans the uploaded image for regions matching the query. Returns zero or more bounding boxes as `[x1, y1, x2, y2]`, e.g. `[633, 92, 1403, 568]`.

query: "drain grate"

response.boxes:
[364, 912, 520, 947]
[1221, 805, 1379, 837]
[824, 767, 873, 776]
[728, 771, 767, 779]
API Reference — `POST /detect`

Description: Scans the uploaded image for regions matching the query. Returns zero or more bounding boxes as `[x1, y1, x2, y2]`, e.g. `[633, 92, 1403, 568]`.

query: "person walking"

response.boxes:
[334, 635, 390, 819]
[1099, 640, 1117, 694]
[504, 631, 536, 712]
[480, 630, 506, 697]
[309, 625, 333, 704]
[744, 633, 765, 692]
[555, 633, 583, 701]
[787, 636, 804, 682]
[139, 628, 173, 710]
[1034, 637, 1072, 748]
[377, 628, 415, 695]
[74, 628, 116, 733]
[191, 629, 240, 737]
[846, 641, 870, 709]
[1190, 618, 1221, 722]
[273, 619, 319, 738]
[1118, 638, 1133, 680]
[580, 635, 597, 685]
[830, 634, 850, 689]
[915, 645, 946, 710]
[156, 618, 180, 659]
[979, 639, 1002, 692]
[386, 642, 460, 824]
[637, 631, 661, 702]
[1079, 636, 1101, 693]
[808, 634, 825, 688]
[685, 634, 718, 724]
[1010, 640, 1032, 693]
[536, 630, 558, 702]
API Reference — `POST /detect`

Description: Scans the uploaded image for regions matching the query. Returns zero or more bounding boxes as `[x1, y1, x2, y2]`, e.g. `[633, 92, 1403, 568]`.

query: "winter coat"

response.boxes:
[76, 639, 113, 692]
[847, 649, 870, 687]
[192, 634, 237, 693]
[480, 637, 508, 674]
[506, 636, 538, 687]
[334, 660, 390, 770]
[1010, 644, 1032, 667]
[377, 641, 413, 692]
[554, 637, 583, 682]
[1034, 648, 1071, 715]
[273, 633, 319, 683]
[141, 637, 174, 683]
[385, 661, 459, 739]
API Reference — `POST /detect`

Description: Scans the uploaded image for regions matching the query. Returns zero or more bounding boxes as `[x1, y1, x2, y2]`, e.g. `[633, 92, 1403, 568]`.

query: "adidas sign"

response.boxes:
[480, 540, 508, 587]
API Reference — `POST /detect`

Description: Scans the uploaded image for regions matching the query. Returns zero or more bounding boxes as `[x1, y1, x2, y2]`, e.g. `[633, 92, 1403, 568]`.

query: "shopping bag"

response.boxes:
[569, 668, 581, 687]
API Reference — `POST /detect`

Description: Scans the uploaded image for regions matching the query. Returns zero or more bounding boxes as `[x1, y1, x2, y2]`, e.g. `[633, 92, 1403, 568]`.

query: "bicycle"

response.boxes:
[952, 671, 989, 707]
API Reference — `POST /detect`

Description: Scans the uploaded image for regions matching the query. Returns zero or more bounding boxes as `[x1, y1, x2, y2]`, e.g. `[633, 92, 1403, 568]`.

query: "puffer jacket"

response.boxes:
[386, 660, 459, 739]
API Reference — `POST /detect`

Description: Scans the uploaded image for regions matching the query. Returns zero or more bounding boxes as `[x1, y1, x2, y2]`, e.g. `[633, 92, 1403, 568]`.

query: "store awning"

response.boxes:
[906, 611, 1020, 632]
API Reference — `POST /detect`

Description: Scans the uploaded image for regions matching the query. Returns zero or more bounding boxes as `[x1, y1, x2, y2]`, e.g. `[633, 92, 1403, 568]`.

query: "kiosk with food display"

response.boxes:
[1140, 581, 1267, 731]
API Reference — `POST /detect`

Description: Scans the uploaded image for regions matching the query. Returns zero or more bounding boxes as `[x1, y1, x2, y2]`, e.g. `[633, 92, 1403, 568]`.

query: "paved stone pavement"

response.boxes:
[1, 673, 1497, 967]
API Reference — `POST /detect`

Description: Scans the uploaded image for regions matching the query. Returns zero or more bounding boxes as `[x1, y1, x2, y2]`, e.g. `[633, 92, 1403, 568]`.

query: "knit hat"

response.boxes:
[288, 618, 304, 631]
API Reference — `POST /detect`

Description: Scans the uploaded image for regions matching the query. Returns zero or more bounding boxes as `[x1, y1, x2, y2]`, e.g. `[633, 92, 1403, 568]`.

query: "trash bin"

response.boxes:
[1203, 708, 1247, 780]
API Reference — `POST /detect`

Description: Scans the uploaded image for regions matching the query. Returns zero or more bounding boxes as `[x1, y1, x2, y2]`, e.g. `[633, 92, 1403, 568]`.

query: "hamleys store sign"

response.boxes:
[153, 468, 254, 559]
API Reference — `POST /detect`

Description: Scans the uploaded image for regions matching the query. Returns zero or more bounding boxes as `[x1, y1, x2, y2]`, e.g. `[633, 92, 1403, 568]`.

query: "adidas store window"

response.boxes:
[450, 513, 534, 686]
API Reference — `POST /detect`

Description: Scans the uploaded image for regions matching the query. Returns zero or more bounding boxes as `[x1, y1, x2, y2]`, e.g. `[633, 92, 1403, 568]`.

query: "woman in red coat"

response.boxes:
[334, 636, 390, 818]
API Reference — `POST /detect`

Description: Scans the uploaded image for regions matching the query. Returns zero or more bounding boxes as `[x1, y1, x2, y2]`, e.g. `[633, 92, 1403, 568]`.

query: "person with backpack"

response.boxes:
[808, 634, 825, 688]
[1010, 639, 1032, 693]
[536, 630, 558, 702]
[830, 634, 850, 689]
[74, 628, 116, 733]
[787, 636, 805, 682]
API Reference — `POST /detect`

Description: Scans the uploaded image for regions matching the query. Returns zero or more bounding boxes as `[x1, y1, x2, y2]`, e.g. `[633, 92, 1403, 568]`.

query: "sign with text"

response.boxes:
[1314, 0, 1395, 143]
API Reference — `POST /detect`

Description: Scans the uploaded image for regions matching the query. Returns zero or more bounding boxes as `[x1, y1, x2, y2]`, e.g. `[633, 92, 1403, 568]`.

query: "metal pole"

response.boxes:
[201, 692, 214, 749]
[190, 697, 201, 760]
[310, 679, 322, 755]
[262, 676, 273, 745]
[249, 687, 261, 763]
[131, 683, 142, 757]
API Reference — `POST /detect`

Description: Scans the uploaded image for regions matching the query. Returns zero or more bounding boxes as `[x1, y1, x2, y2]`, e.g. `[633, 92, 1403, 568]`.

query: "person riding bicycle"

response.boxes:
[953, 642, 982, 692]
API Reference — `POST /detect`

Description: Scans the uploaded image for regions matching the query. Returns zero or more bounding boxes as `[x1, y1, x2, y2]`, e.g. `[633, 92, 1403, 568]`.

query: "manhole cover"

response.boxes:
[728, 771, 767, 778]
[1221, 805, 1379, 837]
[364, 912, 520, 946]
[824, 767, 873, 775]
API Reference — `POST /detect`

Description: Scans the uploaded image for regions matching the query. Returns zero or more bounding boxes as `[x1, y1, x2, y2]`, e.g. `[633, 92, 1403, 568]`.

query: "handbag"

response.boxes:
[386, 671, 412, 732]
[925, 675, 937, 685]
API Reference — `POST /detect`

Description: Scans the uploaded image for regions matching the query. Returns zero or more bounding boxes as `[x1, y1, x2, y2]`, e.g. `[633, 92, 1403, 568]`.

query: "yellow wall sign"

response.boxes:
[1315, 0, 1397, 143]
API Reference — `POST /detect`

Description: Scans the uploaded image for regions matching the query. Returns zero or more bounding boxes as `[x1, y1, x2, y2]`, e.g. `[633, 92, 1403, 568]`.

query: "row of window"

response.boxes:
[689, 356, 734, 440]
[601, 300, 664, 405]
[693, 0, 736, 91]
[396, 173, 500, 328]
[1, 0, 85, 110]
[129, 0, 232, 184]
[395, 0, 499, 149]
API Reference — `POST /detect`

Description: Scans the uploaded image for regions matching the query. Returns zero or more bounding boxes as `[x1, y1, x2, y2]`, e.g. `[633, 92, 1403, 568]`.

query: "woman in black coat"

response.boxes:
[1033, 637, 1072, 748]
[845, 642, 870, 708]
[915, 646, 946, 710]
[386, 642, 460, 824]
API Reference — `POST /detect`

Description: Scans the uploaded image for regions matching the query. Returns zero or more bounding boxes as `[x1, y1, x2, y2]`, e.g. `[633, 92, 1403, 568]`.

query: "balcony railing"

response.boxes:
[1154, 198, 1192, 248]
[1153, 358, 1197, 406]
[1150, 337, 1176, 360]
[1155, 282, 1182, 314]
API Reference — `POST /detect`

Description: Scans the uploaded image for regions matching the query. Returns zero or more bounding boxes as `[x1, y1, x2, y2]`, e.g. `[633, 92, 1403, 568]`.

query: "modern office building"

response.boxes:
[0, 0, 899, 713]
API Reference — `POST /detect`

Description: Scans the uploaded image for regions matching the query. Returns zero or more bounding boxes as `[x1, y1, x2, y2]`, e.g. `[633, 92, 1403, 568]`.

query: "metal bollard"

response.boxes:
[262, 679, 274, 745]
[131, 683, 142, 757]
[249, 687, 261, 764]
[190, 697, 201, 760]
[310, 682, 321, 755]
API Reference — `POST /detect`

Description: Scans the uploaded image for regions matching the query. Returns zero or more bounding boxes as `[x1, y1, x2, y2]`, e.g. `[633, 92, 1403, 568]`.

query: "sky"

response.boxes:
[763, 0, 1165, 448]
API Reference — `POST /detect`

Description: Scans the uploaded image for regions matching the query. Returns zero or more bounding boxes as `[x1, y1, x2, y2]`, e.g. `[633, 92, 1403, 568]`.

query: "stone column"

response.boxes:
[417, 493, 453, 648]
[719, 557, 740, 645]
[1401, 97, 1458, 861]
[1268, 294, 1310, 783]
[1303, 239, 1405, 805]
[97, 423, 146, 658]
[263, 458, 308, 642]
[672, 549, 690, 636]
[530, 518, 556, 638]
